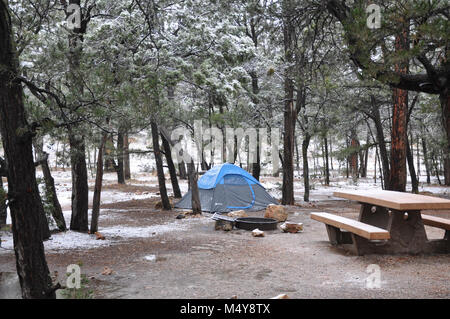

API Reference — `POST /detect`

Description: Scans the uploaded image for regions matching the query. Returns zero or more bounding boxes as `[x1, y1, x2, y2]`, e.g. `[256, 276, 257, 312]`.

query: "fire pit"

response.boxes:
[234, 217, 278, 231]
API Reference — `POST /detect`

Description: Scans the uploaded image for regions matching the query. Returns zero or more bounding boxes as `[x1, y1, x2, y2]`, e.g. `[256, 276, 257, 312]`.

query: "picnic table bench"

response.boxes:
[311, 190, 450, 255]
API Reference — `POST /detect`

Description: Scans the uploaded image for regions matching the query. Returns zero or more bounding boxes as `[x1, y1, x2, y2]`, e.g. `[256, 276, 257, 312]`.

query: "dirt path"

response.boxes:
[2, 197, 449, 299]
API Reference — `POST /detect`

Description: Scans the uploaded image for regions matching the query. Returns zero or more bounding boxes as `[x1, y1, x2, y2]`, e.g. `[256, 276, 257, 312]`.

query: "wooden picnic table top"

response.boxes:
[333, 190, 450, 211]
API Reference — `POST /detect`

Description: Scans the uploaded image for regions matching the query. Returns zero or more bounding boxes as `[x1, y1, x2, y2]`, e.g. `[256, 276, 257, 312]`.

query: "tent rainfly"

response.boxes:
[174, 163, 278, 213]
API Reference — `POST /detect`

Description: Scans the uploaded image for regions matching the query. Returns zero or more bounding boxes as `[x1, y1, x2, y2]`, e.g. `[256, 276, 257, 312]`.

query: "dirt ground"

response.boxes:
[1, 194, 449, 299]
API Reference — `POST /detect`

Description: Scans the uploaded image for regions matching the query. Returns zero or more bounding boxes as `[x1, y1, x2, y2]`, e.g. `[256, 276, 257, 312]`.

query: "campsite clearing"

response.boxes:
[1, 174, 449, 298]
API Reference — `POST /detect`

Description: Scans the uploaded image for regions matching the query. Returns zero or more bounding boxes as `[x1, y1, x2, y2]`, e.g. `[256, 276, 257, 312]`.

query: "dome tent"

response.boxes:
[174, 163, 278, 213]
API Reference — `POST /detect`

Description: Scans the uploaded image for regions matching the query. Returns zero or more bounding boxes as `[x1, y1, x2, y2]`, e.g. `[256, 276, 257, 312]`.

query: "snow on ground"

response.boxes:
[1, 130, 449, 254]
[0, 210, 210, 254]
[100, 218, 210, 240]
[1, 168, 448, 254]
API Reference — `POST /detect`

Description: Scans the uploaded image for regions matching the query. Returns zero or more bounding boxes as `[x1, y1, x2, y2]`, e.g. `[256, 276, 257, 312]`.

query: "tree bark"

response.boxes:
[349, 130, 359, 182]
[281, 0, 296, 205]
[104, 135, 117, 172]
[0, 175, 6, 225]
[371, 98, 390, 190]
[0, 1, 55, 298]
[441, 92, 450, 185]
[90, 133, 107, 234]
[252, 130, 261, 181]
[68, 131, 89, 232]
[161, 132, 182, 198]
[249, 69, 261, 180]
[188, 159, 202, 214]
[406, 137, 419, 193]
[32, 138, 51, 238]
[324, 135, 330, 185]
[37, 152, 66, 231]
[422, 136, 431, 184]
[389, 26, 409, 192]
[302, 134, 311, 202]
[151, 121, 171, 210]
[389, 87, 408, 192]
[123, 131, 131, 180]
[65, 0, 90, 232]
[116, 126, 125, 184]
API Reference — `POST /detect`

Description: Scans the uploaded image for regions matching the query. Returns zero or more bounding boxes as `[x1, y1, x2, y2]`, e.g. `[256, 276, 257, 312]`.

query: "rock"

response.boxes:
[252, 229, 265, 237]
[215, 220, 233, 231]
[101, 267, 113, 275]
[280, 222, 303, 233]
[176, 214, 186, 219]
[264, 204, 288, 222]
[95, 232, 106, 240]
[271, 294, 290, 299]
[227, 210, 248, 218]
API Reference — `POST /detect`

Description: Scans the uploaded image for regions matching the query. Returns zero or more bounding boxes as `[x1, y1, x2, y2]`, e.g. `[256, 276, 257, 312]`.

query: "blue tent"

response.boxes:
[174, 163, 278, 213]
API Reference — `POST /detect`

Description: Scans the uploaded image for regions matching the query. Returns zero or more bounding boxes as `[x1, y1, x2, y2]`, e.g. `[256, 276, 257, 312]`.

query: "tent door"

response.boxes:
[222, 174, 255, 210]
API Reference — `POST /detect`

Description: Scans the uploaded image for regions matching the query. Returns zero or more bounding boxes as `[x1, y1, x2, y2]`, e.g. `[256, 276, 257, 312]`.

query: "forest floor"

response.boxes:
[1, 172, 450, 299]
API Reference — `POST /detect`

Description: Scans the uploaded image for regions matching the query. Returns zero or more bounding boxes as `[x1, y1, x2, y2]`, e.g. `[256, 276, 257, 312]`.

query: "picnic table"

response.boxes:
[311, 190, 450, 255]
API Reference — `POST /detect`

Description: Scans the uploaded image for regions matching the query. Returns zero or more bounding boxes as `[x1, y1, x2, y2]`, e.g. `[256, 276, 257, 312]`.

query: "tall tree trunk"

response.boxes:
[0, 1, 55, 298]
[68, 131, 89, 232]
[66, 0, 89, 232]
[282, 95, 295, 205]
[374, 147, 378, 184]
[281, 0, 296, 205]
[252, 130, 261, 181]
[416, 135, 421, 176]
[432, 155, 442, 185]
[188, 159, 202, 214]
[371, 97, 391, 190]
[349, 130, 359, 182]
[422, 136, 431, 184]
[29, 138, 51, 239]
[360, 134, 369, 178]
[345, 137, 350, 179]
[37, 153, 66, 231]
[116, 126, 125, 184]
[324, 135, 330, 185]
[104, 134, 117, 172]
[302, 134, 311, 202]
[406, 137, 419, 193]
[249, 69, 261, 180]
[161, 132, 182, 198]
[0, 175, 6, 225]
[441, 92, 450, 185]
[123, 131, 131, 180]
[61, 142, 67, 171]
[389, 26, 409, 192]
[329, 137, 334, 171]
[151, 122, 171, 210]
[90, 133, 107, 234]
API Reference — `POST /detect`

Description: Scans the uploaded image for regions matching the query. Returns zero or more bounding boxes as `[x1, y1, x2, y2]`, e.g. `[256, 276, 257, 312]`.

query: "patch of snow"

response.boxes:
[144, 255, 156, 262]
[100, 218, 209, 239]
[0, 230, 111, 253]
